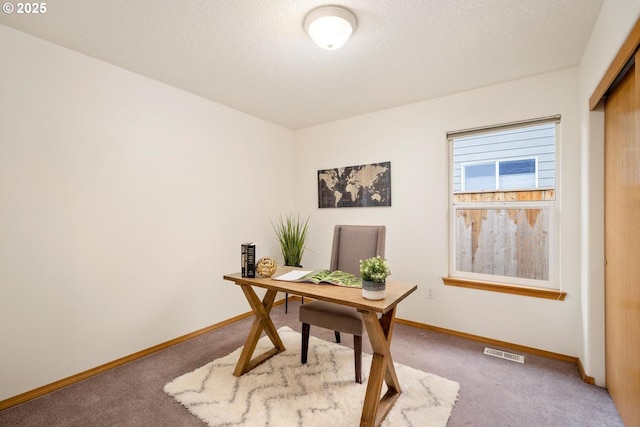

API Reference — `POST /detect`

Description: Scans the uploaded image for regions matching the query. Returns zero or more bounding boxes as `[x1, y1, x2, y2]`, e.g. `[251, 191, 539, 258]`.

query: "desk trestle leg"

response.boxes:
[358, 307, 401, 427]
[233, 287, 285, 377]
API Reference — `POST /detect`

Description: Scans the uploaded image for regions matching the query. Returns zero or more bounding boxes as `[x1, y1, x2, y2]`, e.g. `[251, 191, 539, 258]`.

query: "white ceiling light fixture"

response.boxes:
[304, 5, 357, 50]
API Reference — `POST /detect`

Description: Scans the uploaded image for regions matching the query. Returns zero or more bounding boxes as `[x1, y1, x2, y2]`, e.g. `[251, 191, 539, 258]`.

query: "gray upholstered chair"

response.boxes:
[299, 225, 386, 383]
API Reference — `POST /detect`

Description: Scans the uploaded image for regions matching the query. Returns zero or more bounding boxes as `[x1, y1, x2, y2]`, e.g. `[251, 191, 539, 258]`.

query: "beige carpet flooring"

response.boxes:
[0, 299, 624, 427]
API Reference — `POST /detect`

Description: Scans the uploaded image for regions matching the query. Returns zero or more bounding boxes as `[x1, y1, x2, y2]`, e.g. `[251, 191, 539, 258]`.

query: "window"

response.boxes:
[447, 117, 559, 292]
[462, 158, 537, 191]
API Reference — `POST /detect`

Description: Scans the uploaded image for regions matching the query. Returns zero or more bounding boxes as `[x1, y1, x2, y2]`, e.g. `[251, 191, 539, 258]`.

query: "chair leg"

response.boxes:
[285, 293, 288, 313]
[335, 331, 341, 343]
[354, 335, 362, 384]
[301, 323, 310, 364]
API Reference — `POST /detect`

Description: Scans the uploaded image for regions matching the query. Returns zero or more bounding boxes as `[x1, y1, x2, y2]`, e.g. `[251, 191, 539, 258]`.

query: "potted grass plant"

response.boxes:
[359, 255, 390, 300]
[271, 214, 310, 267]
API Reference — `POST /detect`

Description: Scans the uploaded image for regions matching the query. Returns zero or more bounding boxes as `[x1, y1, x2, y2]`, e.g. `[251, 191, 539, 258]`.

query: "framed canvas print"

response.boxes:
[318, 161, 391, 208]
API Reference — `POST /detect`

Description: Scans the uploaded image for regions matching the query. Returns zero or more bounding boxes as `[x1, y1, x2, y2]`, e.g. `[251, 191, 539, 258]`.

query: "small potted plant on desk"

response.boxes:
[360, 255, 390, 300]
[271, 213, 309, 268]
[272, 213, 310, 312]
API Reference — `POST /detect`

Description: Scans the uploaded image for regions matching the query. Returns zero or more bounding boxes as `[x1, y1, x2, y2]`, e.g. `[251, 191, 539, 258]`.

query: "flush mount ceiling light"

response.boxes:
[304, 5, 357, 50]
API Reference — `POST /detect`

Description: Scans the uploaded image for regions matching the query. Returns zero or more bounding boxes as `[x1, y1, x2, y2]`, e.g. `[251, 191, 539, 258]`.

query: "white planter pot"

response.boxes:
[362, 280, 386, 300]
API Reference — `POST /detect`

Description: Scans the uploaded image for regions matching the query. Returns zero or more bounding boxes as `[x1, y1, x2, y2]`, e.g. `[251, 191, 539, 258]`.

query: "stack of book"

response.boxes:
[241, 243, 256, 278]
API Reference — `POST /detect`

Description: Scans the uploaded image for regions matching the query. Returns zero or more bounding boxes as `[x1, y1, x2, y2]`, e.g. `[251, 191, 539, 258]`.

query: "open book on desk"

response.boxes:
[273, 269, 362, 288]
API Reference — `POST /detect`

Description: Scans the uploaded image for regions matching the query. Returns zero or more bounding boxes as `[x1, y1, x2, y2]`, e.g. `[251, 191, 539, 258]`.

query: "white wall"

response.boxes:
[294, 68, 582, 358]
[0, 26, 293, 400]
[578, 0, 640, 386]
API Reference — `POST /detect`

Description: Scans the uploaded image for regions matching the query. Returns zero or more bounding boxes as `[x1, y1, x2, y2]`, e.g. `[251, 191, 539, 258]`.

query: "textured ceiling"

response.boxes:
[0, 0, 603, 129]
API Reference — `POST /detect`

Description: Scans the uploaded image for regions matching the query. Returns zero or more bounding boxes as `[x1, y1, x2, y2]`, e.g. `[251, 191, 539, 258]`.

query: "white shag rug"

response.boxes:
[164, 326, 459, 427]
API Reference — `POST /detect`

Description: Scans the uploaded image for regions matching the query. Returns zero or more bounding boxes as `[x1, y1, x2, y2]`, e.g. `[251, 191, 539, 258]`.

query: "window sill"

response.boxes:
[442, 277, 566, 301]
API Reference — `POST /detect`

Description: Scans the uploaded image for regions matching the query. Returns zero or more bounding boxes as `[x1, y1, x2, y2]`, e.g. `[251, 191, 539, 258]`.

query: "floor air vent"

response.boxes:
[483, 347, 525, 363]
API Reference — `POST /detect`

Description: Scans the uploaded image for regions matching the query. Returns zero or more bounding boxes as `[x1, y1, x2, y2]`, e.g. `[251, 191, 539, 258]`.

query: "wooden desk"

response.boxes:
[223, 266, 417, 427]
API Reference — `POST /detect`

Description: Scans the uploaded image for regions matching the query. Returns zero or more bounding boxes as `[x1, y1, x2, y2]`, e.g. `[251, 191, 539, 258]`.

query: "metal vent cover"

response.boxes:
[483, 347, 525, 363]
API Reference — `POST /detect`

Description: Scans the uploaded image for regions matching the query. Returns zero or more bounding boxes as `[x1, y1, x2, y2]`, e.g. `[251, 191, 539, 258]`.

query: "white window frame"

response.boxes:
[448, 116, 560, 290]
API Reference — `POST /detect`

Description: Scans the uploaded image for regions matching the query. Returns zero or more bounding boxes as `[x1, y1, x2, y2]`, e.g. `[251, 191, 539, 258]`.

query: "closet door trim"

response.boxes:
[590, 18, 640, 110]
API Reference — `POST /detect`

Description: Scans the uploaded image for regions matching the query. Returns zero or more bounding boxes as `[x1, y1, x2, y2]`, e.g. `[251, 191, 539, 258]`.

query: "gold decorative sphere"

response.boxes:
[257, 257, 277, 278]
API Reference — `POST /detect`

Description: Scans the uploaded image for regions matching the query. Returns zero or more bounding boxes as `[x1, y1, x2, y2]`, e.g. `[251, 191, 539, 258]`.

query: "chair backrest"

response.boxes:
[329, 225, 386, 276]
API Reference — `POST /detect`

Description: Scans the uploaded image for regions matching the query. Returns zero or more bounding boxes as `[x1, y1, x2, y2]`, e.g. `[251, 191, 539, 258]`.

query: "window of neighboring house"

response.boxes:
[462, 157, 538, 191]
[447, 117, 560, 291]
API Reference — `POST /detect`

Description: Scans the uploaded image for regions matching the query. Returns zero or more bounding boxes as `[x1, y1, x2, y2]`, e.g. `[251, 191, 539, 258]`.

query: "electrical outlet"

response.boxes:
[426, 287, 434, 299]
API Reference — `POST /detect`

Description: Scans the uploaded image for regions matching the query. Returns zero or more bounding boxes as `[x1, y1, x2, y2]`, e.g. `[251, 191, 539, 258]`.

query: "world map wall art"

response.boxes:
[317, 161, 391, 208]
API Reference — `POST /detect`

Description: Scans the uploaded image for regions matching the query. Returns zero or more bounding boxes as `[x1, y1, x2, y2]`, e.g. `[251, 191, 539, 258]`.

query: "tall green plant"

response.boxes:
[271, 214, 309, 267]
